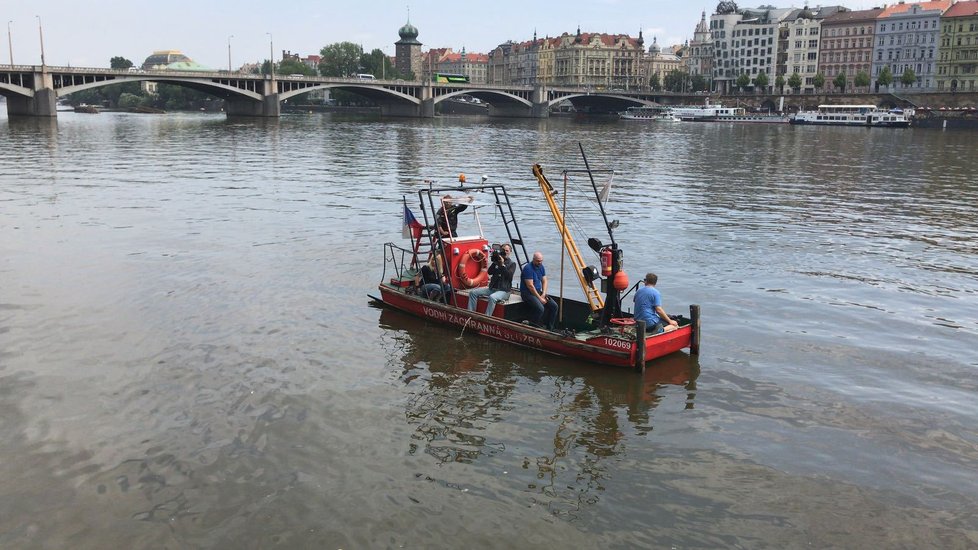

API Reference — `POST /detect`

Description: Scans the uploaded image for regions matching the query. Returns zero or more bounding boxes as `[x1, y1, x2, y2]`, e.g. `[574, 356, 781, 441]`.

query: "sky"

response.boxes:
[6, 0, 881, 70]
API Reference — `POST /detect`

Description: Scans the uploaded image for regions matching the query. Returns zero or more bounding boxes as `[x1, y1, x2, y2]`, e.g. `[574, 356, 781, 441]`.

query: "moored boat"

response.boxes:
[374, 149, 700, 371]
[619, 106, 679, 121]
[683, 106, 788, 123]
[789, 104, 910, 127]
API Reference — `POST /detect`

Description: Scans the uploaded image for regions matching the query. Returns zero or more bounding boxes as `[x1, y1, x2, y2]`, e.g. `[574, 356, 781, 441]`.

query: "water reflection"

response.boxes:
[377, 306, 699, 516]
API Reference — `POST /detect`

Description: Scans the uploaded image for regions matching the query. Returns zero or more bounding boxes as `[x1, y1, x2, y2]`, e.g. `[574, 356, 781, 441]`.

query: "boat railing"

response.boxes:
[381, 242, 418, 288]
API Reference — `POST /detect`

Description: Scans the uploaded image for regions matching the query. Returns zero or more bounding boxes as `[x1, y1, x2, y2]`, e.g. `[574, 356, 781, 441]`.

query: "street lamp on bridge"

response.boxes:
[227, 35, 233, 72]
[35, 15, 45, 68]
[266, 32, 274, 79]
[7, 20, 12, 67]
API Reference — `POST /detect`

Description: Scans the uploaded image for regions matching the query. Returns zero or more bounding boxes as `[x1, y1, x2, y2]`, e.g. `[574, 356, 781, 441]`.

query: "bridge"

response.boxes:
[4, 65, 976, 119]
[0, 65, 696, 119]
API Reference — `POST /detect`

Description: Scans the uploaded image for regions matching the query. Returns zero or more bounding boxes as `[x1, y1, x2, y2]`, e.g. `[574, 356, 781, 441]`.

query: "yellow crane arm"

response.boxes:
[532, 164, 605, 312]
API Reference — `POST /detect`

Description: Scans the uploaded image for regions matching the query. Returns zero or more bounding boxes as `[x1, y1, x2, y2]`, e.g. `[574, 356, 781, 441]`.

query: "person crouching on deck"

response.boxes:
[415, 252, 452, 301]
[633, 272, 678, 334]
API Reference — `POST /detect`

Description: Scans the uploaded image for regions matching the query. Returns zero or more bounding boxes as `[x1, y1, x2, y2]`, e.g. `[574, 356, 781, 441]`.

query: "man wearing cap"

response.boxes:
[633, 273, 678, 334]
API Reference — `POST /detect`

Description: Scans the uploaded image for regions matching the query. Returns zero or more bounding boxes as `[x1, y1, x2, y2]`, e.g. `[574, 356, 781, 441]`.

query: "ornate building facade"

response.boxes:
[489, 28, 650, 89]
[779, 6, 846, 93]
[686, 11, 714, 85]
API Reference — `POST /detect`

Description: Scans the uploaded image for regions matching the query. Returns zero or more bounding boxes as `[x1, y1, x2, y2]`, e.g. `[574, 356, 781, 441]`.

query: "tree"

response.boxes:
[788, 72, 802, 91]
[877, 65, 893, 89]
[854, 71, 870, 90]
[278, 58, 315, 76]
[691, 74, 708, 92]
[117, 93, 142, 109]
[360, 48, 399, 79]
[753, 71, 769, 92]
[736, 73, 750, 92]
[833, 72, 847, 93]
[319, 42, 364, 77]
[649, 73, 661, 90]
[775, 74, 785, 93]
[901, 68, 917, 88]
[110, 56, 134, 69]
[663, 69, 689, 92]
[813, 72, 825, 91]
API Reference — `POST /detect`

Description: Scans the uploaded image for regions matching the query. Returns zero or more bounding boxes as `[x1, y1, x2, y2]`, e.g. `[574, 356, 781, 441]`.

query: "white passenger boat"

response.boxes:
[682, 106, 788, 124]
[789, 105, 910, 127]
[619, 106, 679, 121]
[669, 104, 725, 120]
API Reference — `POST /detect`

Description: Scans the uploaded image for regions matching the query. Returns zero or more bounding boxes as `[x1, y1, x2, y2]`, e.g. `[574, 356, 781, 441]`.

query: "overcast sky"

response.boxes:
[7, 0, 879, 69]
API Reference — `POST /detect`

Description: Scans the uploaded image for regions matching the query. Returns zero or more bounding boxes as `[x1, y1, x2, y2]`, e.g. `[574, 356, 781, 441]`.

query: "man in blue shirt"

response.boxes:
[633, 272, 678, 334]
[520, 251, 558, 330]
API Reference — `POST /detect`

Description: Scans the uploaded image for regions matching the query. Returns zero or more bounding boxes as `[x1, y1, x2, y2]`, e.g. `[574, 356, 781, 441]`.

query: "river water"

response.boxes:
[1, 110, 977, 548]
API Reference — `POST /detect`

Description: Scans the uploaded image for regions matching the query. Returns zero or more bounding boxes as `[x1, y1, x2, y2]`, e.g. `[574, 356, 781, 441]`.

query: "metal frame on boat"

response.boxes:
[374, 149, 700, 372]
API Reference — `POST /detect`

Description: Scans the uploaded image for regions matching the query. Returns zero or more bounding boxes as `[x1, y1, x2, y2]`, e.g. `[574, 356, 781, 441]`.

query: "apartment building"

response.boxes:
[937, 0, 978, 91]
[873, 0, 951, 91]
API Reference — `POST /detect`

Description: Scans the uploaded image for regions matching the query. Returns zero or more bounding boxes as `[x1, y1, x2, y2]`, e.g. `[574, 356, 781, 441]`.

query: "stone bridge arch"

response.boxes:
[278, 83, 420, 105]
[55, 75, 265, 102]
[0, 82, 34, 99]
[546, 93, 654, 108]
[432, 89, 533, 108]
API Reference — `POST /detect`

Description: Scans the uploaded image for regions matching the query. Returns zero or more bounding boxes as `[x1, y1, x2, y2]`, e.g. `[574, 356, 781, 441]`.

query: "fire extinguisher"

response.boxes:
[600, 247, 612, 277]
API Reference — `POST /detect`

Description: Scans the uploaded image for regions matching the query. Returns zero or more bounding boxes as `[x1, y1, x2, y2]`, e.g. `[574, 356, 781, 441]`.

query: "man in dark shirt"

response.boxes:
[467, 244, 517, 317]
[436, 194, 470, 238]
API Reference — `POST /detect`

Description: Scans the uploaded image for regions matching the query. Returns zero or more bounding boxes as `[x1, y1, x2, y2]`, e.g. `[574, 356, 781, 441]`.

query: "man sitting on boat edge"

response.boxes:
[633, 272, 678, 334]
[520, 252, 559, 330]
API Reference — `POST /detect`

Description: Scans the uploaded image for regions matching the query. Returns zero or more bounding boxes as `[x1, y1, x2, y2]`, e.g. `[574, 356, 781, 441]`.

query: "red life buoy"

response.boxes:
[456, 248, 489, 289]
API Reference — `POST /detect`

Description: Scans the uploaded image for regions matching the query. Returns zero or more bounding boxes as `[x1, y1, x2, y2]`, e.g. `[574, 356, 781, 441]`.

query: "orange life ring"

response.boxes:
[456, 248, 489, 289]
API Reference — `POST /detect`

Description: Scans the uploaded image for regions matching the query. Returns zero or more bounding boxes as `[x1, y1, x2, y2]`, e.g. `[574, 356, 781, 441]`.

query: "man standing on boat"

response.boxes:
[467, 243, 516, 317]
[521, 252, 558, 330]
[436, 194, 471, 238]
[633, 273, 678, 334]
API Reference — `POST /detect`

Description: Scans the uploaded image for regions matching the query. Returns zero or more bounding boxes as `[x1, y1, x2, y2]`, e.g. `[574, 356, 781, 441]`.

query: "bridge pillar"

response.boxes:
[531, 85, 549, 118]
[419, 84, 435, 118]
[225, 93, 281, 117]
[420, 98, 435, 118]
[5, 69, 57, 117]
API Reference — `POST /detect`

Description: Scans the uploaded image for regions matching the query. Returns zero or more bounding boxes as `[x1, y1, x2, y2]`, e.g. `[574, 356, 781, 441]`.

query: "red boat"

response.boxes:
[374, 150, 700, 372]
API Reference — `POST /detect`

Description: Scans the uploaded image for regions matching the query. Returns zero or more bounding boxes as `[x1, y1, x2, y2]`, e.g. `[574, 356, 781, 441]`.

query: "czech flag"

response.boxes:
[402, 204, 424, 239]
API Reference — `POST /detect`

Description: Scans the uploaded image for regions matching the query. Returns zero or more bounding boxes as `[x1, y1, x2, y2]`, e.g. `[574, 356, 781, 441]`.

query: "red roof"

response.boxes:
[944, 0, 978, 17]
[879, 0, 952, 17]
[440, 52, 489, 63]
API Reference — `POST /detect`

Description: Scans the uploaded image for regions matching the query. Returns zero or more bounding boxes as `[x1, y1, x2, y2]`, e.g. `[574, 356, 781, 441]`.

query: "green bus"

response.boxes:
[433, 73, 470, 83]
